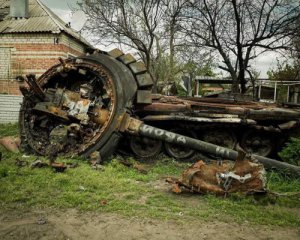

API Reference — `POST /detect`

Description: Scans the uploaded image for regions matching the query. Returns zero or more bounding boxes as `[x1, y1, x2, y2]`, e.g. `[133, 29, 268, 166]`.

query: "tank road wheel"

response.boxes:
[201, 128, 237, 150]
[19, 49, 153, 159]
[164, 129, 196, 160]
[130, 136, 162, 158]
[240, 130, 274, 157]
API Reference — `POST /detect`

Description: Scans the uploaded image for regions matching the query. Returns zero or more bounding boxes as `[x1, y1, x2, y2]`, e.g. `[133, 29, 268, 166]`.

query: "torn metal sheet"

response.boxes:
[167, 151, 267, 195]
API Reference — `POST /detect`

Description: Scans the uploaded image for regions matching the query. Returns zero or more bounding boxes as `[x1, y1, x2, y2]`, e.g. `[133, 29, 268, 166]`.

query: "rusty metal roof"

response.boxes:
[0, 0, 91, 47]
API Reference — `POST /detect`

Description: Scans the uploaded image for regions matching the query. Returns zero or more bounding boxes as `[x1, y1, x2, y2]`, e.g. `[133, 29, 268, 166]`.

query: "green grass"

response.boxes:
[0, 124, 300, 227]
[0, 123, 19, 137]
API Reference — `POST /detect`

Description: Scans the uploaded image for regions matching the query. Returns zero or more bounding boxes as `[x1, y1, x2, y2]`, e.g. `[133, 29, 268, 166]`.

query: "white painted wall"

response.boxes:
[0, 94, 23, 123]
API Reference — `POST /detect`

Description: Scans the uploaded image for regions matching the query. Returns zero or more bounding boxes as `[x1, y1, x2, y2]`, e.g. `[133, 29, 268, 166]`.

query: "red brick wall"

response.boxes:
[0, 33, 88, 95]
[0, 81, 24, 95]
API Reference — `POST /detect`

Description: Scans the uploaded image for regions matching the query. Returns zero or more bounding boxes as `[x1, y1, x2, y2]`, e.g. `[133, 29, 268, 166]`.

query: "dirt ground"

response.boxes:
[0, 209, 299, 240]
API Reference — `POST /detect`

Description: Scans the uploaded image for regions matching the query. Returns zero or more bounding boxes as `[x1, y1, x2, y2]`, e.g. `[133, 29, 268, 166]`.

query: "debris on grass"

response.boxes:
[15, 158, 28, 167]
[89, 151, 102, 164]
[119, 159, 150, 174]
[31, 159, 48, 168]
[167, 150, 267, 196]
[0, 136, 20, 153]
[50, 162, 67, 172]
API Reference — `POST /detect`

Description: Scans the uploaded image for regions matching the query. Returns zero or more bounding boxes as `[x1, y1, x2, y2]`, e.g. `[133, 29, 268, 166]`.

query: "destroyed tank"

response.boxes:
[19, 49, 300, 164]
[132, 94, 300, 160]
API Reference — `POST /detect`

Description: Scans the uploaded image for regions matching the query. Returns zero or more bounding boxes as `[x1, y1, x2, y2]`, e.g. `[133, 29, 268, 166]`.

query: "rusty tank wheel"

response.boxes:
[240, 130, 274, 157]
[130, 136, 162, 158]
[19, 49, 153, 159]
[164, 129, 196, 160]
[201, 128, 237, 150]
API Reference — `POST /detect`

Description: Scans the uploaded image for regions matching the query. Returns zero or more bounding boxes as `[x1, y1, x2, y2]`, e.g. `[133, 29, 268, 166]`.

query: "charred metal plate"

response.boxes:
[136, 73, 153, 88]
[137, 90, 152, 104]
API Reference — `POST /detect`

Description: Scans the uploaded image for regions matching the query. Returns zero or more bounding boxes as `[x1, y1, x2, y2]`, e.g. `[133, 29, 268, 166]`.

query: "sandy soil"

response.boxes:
[0, 209, 299, 240]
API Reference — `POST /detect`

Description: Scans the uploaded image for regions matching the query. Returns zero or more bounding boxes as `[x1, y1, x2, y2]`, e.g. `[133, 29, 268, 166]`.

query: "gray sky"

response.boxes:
[40, 0, 81, 11]
[40, 0, 281, 78]
[40, 0, 85, 31]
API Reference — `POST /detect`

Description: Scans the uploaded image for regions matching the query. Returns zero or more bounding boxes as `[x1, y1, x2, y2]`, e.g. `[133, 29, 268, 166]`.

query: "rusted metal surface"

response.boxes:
[136, 95, 300, 121]
[142, 115, 257, 125]
[24, 74, 45, 100]
[20, 58, 116, 156]
[50, 162, 67, 172]
[134, 93, 300, 157]
[139, 102, 190, 112]
[167, 150, 266, 195]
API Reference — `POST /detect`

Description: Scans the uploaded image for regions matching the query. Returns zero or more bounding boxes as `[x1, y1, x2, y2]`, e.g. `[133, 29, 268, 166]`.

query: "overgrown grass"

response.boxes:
[0, 123, 19, 137]
[0, 124, 300, 227]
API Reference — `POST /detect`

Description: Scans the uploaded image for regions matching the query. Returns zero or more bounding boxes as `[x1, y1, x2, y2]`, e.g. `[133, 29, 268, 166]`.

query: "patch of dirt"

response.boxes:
[0, 209, 299, 240]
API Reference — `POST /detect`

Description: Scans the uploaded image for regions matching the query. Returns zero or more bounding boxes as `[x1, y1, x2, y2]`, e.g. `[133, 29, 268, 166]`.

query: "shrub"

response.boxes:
[278, 138, 300, 166]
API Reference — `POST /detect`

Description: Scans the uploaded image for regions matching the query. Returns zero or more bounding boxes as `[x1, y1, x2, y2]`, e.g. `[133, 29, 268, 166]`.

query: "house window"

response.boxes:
[0, 47, 12, 80]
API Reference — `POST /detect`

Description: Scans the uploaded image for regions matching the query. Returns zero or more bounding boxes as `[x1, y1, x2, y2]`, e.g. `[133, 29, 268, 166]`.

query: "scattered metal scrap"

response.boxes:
[119, 158, 150, 174]
[50, 162, 67, 172]
[30, 159, 48, 168]
[17, 48, 300, 176]
[0, 137, 20, 153]
[167, 150, 267, 195]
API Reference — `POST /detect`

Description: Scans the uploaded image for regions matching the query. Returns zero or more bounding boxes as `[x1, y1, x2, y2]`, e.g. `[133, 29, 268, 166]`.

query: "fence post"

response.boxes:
[274, 82, 277, 102]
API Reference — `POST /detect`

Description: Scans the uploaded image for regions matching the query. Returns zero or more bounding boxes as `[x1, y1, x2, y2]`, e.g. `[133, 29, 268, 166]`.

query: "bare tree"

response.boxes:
[183, 0, 300, 93]
[80, 0, 200, 86]
[160, 0, 189, 79]
[80, 0, 164, 76]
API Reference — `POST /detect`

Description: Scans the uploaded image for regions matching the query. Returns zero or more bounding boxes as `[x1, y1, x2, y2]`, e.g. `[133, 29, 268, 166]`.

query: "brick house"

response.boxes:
[0, 0, 92, 123]
[0, 0, 92, 95]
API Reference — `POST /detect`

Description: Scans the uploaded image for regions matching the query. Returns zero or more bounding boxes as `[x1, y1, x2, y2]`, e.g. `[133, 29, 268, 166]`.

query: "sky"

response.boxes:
[40, 0, 83, 30]
[40, 0, 282, 78]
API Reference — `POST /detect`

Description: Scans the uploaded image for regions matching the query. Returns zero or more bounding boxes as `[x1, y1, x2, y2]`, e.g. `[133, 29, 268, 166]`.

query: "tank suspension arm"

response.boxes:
[123, 117, 300, 177]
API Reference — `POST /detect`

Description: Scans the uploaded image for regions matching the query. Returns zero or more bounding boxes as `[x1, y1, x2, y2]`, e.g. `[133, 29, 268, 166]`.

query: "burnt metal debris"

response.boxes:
[19, 49, 300, 176]
[167, 150, 267, 195]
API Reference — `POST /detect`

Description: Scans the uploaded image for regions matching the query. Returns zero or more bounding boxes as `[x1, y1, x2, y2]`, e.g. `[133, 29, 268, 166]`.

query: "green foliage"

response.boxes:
[0, 123, 19, 137]
[0, 146, 299, 226]
[268, 61, 300, 81]
[151, 52, 216, 88]
[177, 60, 217, 96]
[0, 124, 299, 227]
[279, 137, 300, 166]
[183, 60, 216, 79]
[267, 61, 300, 102]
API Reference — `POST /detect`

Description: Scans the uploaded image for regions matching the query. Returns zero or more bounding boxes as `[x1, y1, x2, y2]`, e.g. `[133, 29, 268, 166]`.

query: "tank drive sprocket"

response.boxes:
[19, 49, 153, 159]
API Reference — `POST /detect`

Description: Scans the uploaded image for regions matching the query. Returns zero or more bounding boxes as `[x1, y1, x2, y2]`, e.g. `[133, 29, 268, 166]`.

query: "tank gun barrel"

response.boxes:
[124, 116, 300, 177]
